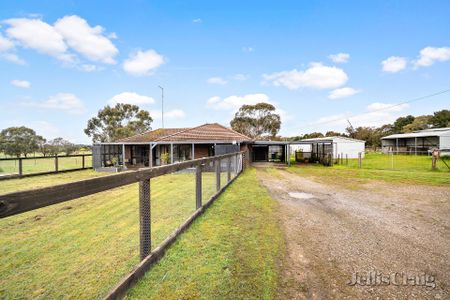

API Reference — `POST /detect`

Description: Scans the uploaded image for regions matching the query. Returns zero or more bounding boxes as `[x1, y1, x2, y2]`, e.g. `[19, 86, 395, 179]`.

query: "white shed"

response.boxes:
[300, 136, 366, 159]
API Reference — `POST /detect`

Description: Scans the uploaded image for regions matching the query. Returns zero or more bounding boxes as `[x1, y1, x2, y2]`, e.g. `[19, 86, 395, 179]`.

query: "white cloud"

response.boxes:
[108, 32, 118, 39]
[150, 109, 186, 119]
[328, 52, 349, 63]
[4, 18, 67, 57]
[32, 121, 62, 138]
[367, 102, 409, 113]
[242, 46, 254, 53]
[192, 18, 202, 23]
[206, 93, 290, 121]
[108, 92, 155, 106]
[11, 79, 31, 88]
[206, 93, 272, 110]
[54, 15, 118, 64]
[328, 87, 360, 99]
[0, 33, 26, 64]
[80, 64, 98, 72]
[0, 53, 26, 65]
[23, 93, 85, 114]
[123, 49, 165, 76]
[263, 62, 348, 90]
[207, 77, 227, 85]
[0, 33, 14, 51]
[314, 102, 409, 129]
[232, 74, 249, 81]
[3, 16, 118, 66]
[381, 56, 407, 73]
[413, 46, 450, 68]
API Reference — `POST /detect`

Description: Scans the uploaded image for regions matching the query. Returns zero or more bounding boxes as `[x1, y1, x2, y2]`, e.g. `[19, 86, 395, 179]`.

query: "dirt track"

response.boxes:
[256, 167, 450, 299]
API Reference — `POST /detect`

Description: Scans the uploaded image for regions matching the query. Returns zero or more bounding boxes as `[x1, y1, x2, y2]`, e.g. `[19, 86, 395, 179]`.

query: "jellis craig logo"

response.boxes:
[348, 271, 436, 289]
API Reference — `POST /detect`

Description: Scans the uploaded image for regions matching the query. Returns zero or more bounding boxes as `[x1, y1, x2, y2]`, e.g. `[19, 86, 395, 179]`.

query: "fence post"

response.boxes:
[196, 164, 202, 209]
[215, 159, 221, 192]
[82, 155, 85, 169]
[139, 178, 151, 261]
[358, 152, 362, 168]
[227, 156, 231, 182]
[18, 158, 23, 177]
[391, 152, 394, 169]
[346, 154, 348, 165]
[55, 155, 59, 172]
[340, 152, 343, 165]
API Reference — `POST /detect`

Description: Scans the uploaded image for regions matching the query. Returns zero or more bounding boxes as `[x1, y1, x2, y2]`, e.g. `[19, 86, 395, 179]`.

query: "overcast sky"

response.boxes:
[1, 0, 449, 143]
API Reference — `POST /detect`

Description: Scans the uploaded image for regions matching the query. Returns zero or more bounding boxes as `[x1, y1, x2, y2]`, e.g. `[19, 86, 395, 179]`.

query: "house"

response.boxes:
[381, 127, 450, 155]
[94, 123, 370, 170]
[93, 123, 253, 169]
[299, 136, 366, 159]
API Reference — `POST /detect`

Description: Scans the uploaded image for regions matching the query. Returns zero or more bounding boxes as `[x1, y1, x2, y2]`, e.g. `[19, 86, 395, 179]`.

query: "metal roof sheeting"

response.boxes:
[381, 127, 450, 139]
[300, 136, 365, 143]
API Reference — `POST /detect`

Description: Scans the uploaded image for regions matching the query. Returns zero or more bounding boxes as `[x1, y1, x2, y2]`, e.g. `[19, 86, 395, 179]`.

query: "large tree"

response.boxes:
[230, 103, 281, 138]
[0, 126, 42, 157]
[84, 103, 153, 142]
[393, 115, 415, 133]
[402, 115, 432, 132]
[346, 126, 382, 147]
[430, 109, 450, 128]
[48, 137, 79, 155]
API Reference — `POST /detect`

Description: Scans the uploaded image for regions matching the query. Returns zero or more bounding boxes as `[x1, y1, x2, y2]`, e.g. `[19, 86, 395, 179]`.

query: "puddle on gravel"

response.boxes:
[288, 192, 315, 199]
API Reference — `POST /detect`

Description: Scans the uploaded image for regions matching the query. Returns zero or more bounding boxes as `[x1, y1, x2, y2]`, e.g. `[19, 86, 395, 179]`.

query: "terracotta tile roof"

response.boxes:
[117, 123, 251, 143]
[117, 128, 188, 142]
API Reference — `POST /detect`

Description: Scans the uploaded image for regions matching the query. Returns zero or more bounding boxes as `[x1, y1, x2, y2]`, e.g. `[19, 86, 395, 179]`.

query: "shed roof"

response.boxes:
[117, 123, 251, 143]
[300, 136, 365, 143]
[381, 127, 450, 139]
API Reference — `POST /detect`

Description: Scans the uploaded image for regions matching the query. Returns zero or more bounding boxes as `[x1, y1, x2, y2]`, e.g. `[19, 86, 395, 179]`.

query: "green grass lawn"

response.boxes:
[339, 152, 450, 172]
[288, 163, 450, 187]
[0, 155, 93, 175]
[126, 167, 283, 299]
[0, 168, 283, 299]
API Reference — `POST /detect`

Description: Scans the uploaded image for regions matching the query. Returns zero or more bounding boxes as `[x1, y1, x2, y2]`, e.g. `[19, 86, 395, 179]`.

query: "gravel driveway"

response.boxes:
[256, 167, 450, 299]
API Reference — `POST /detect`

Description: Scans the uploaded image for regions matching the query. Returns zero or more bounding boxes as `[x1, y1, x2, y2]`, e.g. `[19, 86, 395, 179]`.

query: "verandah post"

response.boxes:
[227, 156, 231, 182]
[55, 155, 59, 172]
[235, 153, 238, 177]
[196, 164, 202, 209]
[139, 178, 151, 260]
[215, 159, 221, 192]
[82, 155, 85, 169]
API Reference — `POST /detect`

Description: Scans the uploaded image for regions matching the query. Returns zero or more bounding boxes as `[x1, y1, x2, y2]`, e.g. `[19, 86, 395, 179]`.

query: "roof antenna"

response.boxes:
[158, 85, 164, 129]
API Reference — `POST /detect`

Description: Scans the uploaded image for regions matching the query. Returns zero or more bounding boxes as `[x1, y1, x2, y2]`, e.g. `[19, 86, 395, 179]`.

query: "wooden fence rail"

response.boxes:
[0, 151, 245, 300]
[0, 154, 92, 180]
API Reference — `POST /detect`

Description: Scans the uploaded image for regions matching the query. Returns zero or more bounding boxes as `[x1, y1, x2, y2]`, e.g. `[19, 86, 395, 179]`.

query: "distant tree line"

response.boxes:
[0, 126, 85, 158]
[289, 109, 450, 148]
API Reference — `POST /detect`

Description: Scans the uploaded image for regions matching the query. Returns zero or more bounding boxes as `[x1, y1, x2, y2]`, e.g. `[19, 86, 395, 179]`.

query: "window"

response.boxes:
[101, 145, 123, 167]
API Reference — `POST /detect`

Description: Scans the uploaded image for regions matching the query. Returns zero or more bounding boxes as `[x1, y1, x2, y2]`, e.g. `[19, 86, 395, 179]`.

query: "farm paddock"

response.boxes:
[0, 161, 449, 298]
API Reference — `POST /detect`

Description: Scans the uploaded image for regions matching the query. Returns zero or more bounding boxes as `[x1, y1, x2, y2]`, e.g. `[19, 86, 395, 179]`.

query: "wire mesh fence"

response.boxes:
[0, 152, 244, 299]
[335, 151, 450, 172]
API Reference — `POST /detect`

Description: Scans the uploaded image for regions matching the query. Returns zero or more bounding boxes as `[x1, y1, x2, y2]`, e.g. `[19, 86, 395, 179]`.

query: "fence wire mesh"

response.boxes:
[335, 151, 450, 172]
[0, 152, 244, 299]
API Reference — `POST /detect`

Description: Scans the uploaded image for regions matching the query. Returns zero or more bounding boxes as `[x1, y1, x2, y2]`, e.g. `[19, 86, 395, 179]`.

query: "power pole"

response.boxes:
[158, 85, 164, 128]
